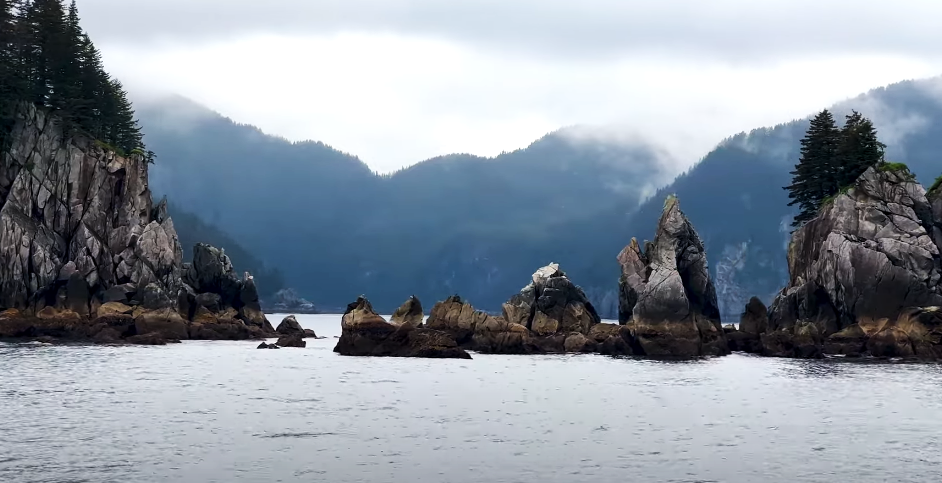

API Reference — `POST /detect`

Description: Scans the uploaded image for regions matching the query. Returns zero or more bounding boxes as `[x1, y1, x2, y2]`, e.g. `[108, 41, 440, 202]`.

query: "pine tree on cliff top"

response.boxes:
[785, 109, 840, 227]
[785, 109, 886, 228]
[0, 0, 150, 159]
[836, 110, 885, 187]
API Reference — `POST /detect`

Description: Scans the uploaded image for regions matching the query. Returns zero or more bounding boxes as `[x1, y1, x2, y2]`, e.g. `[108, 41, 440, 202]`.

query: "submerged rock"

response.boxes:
[391, 295, 424, 328]
[617, 196, 729, 357]
[257, 342, 281, 349]
[334, 296, 471, 359]
[764, 166, 942, 359]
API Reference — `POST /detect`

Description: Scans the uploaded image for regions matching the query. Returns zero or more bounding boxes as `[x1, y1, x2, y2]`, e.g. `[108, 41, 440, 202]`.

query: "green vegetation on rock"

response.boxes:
[784, 109, 886, 228]
[930, 174, 942, 194]
[0, 0, 149, 160]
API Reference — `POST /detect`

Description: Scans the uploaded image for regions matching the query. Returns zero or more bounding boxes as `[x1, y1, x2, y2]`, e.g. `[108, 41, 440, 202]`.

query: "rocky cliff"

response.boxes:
[617, 196, 729, 357]
[758, 166, 942, 358]
[0, 106, 273, 343]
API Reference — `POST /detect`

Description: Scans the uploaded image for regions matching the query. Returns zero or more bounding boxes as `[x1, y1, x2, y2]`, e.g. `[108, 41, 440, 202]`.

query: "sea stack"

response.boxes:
[760, 165, 942, 359]
[617, 195, 729, 357]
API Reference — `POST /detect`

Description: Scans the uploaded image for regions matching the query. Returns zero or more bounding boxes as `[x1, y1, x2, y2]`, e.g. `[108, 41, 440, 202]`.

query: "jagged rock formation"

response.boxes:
[391, 295, 423, 328]
[502, 263, 601, 336]
[761, 166, 942, 359]
[617, 196, 729, 357]
[334, 296, 471, 359]
[0, 105, 273, 343]
[265, 288, 318, 314]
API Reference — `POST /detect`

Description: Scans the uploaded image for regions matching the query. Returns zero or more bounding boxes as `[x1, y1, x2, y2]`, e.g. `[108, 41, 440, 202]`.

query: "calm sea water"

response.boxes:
[1, 314, 941, 483]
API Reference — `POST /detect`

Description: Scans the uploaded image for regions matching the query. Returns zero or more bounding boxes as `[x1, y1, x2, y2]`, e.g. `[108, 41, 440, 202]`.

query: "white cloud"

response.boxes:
[87, 1, 942, 173]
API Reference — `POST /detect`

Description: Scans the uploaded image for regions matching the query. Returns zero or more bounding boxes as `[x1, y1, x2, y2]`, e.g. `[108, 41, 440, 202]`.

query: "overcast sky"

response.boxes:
[77, 0, 942, 173]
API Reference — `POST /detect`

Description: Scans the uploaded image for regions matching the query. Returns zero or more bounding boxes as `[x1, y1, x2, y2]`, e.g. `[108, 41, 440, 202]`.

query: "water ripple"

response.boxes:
[1, 314, 941, 483]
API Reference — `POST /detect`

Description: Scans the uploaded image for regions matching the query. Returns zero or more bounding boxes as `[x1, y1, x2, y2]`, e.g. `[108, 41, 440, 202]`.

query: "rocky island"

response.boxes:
[725, 165, 942, 359]
[0, 106, 275, 344]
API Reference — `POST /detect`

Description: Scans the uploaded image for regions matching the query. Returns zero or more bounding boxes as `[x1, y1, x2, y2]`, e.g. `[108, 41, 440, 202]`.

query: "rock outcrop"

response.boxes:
[617, 196, 729, 357]
[0, 105, 274, 344]
[724, 296, 765, 353]
[276, 333, 306, 348]
[276, 315, 303, 335]
[762, 166, 942, 359]
[334, 296, 471, 359]
[391, 295, 424, 328]
[502, 263, 601, 336]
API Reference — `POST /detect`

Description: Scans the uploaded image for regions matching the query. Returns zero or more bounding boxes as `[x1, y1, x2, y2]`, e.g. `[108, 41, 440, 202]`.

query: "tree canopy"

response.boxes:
[0, 0, 150, 160]
[784, 109, 885, 227]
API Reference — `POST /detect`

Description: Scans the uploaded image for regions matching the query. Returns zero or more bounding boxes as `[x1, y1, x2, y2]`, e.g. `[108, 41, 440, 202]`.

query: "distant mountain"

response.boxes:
[593, 77, 942, 316]
[137, 96, 675, 313]
[140, 78, 942, 317]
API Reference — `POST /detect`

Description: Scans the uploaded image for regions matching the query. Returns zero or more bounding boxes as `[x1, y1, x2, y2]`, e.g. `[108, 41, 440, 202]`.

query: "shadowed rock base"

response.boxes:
[334, 296, 471, 359]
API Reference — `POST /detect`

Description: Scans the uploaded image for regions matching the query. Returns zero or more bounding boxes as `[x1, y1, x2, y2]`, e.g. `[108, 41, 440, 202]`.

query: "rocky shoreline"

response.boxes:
[2, 107, 941, 361]
[0, 106, 276, 345]
[332, 166, 942, 361]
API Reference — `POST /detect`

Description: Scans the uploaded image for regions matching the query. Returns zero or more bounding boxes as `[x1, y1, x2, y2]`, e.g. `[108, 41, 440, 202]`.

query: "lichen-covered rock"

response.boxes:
[587, 323, 638, 355]
[501, 263, 600, 337]
[765, 166, 942, 359]
[334, 296, 471, 359]
[617, 196, 729, 357]
[427, 295, 493, 344]
[0, 106, 275, 343]
[391, 295, 424, 328]
[468, 316, 530, 354]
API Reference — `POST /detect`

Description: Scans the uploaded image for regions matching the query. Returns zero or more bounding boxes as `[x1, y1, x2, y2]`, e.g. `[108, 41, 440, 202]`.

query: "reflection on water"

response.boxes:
[1, 314, 941, 483]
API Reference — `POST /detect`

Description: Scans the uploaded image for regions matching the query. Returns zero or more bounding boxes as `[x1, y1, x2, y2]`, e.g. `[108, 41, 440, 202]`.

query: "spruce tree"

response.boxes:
[784, 109, 840, 227]
[836, 110, 885, 186]
[0, 0, 152, 160]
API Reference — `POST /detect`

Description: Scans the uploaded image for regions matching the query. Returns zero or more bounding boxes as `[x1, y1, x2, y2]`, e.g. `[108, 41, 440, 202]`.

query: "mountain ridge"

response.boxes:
[136, 76, 942, 316]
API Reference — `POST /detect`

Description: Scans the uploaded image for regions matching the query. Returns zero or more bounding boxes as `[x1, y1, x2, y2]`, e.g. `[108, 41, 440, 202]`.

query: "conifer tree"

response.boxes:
[784, 109, 840, 227]
[0, 0, 152, 160]
[835, 110, 885, 186]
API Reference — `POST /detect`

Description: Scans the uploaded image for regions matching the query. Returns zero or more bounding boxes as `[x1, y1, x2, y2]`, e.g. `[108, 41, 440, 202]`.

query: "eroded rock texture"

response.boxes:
[334, 296, 471, 359]
[391, 295, 424, 328]
[761, 167, 942, 359]
[617, 196, 729, 357]
[0, 106, 273, 343]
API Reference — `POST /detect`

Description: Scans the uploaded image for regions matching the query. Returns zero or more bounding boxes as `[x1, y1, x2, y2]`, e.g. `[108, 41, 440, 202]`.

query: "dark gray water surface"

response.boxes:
[2, 314, 941, 483]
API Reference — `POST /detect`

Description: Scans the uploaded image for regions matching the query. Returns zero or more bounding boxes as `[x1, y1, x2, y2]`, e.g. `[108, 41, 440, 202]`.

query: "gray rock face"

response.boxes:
[930, 184, 942, 251]
[617, 196, 728, 357]
[0, 105, 272, 342]
[502, 263, 600, 336]
[765, 166, 942, 359]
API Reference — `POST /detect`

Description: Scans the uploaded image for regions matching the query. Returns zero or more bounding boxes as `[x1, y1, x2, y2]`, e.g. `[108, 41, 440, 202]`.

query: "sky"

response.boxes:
[77, 0, 942, 174]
